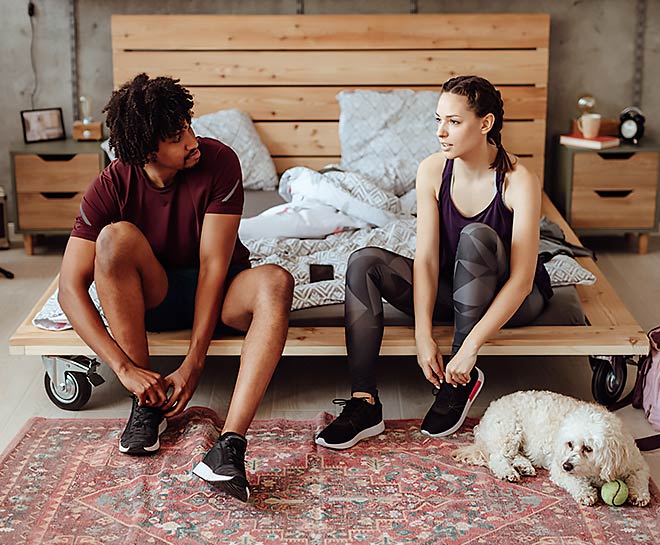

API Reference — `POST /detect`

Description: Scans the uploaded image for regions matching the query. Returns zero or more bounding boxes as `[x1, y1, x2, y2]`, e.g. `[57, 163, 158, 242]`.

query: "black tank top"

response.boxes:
[438, 159, 552, 300]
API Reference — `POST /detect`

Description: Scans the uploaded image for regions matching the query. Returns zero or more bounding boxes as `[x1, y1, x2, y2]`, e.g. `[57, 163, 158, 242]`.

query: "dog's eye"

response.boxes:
[567, 441, 573, 449]
[583, 445, 592, 454]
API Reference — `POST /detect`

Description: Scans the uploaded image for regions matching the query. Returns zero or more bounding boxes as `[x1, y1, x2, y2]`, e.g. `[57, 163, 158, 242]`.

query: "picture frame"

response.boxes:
[20, 107, 66, 144]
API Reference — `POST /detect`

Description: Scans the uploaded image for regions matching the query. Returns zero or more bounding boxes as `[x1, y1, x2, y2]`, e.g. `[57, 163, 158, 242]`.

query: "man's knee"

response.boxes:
[255, 265, 294, 305]
[95, 221, 143, 271]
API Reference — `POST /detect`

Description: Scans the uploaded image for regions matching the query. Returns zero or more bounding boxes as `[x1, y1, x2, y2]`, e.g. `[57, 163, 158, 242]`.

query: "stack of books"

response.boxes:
[560, 133, 620, 150]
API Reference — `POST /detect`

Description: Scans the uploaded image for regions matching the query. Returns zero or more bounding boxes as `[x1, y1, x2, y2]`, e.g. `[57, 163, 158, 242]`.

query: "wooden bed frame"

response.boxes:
[9, 14, 648, 409]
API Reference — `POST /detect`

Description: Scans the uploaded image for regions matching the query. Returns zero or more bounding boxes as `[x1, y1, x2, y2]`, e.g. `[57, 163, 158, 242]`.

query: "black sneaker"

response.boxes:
[193, 432, 250, 502]
[118, 396, 167, 455]
[315, 397, 385, 450]
[421, 367, 484, 437]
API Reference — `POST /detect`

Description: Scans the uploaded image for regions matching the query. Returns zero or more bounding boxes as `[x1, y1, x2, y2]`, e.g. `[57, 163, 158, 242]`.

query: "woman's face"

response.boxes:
[435, 92, 492, 159]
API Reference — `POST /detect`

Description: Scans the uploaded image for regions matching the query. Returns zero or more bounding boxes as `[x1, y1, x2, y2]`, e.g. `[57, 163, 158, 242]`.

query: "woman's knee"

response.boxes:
[456, 223, 506, 264]
[346, 246, 389, 285]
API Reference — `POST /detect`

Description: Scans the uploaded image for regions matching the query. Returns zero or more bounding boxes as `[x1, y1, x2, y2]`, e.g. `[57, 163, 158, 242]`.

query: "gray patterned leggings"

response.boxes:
[345, 222, 546, 396]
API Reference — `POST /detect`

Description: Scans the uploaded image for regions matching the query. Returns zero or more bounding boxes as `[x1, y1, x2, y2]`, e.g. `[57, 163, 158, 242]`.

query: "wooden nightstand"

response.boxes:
[553, 141, 660, 254]
[10, 139, 106, 254]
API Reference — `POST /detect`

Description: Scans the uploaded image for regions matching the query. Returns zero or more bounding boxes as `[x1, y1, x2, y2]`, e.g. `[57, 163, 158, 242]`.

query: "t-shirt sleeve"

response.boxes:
[70, 169, 120, 242]
[206, 145, 244, 216]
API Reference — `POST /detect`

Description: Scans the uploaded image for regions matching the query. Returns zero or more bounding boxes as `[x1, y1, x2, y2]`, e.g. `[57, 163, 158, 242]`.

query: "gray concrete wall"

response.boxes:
[1, 0, 658, 223]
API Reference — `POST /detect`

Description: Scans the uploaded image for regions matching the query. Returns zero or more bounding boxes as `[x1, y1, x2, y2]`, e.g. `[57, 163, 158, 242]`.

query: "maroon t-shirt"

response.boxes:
[71, 137, 250, 268]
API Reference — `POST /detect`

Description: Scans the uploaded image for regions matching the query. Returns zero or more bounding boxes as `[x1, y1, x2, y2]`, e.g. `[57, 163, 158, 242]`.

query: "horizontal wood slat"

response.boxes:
[255, 120, 545, 157]
[190, 85, 547, 120]
[113, 49, 549, 87]
[273, 157, 341, 173]
[271, 156, 544, 180]
[112, 14, 550, 51]
[9, 323, 648, 357]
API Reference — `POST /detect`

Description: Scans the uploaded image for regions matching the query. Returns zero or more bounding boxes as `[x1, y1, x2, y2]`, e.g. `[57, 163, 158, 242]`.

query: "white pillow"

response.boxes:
[338, 89, 440, 196]
[544, 254, 597, 287]
[191, 109, 278, 190]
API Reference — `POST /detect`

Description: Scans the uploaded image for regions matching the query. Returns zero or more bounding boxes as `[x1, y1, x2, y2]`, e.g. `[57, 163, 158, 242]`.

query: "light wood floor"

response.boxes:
[1, 234, 658, 483]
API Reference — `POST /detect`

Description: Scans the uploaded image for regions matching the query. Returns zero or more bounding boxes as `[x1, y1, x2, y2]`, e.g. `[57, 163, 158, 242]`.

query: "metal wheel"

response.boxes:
[44, 371, 92, 411]
[591, 356, 627, 405]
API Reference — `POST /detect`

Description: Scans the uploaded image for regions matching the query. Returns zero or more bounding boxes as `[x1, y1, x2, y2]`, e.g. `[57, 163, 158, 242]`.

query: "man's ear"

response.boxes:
[481, 113, 495, 134]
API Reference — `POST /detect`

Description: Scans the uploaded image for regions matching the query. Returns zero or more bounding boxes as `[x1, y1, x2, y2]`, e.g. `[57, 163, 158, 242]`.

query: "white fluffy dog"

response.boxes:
[453, 390, 650, 506]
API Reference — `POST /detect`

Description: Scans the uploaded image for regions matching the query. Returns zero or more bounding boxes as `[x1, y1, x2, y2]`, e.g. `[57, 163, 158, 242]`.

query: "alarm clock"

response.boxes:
[619, 106, 645, 145]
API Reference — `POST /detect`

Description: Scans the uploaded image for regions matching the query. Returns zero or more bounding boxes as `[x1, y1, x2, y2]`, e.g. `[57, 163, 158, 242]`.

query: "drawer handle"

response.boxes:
[596, 152, 635, 160]
[40, 192, 78, 200]
[37, 154, 76, 162]
[594, 189, 633, 198]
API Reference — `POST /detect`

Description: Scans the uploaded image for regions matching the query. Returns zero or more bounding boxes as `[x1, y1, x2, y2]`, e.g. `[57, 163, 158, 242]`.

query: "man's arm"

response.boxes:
[162, 212, 240, 416]
[58, 236, 167, 406]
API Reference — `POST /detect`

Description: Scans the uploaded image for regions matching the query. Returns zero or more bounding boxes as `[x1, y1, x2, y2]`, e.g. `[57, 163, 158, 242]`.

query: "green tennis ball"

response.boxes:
[600, 479, 629, 506]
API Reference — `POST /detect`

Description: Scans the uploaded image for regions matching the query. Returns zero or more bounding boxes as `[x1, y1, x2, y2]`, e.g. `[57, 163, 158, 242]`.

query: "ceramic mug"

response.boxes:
[577, 113, 602, 139]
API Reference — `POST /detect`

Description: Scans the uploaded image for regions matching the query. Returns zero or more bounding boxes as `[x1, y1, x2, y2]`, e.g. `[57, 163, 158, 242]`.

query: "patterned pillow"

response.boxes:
[337, 89, 440, 196]
[544, 254, 597, 287]
[191, 109, 278, 190]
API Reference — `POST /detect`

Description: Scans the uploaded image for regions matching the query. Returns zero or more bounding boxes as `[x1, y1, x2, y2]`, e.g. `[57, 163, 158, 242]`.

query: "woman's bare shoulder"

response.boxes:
[417, 152, 446, 192]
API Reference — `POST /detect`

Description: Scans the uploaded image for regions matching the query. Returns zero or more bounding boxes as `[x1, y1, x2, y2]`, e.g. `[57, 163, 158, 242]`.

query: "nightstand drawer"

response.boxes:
[17, 192, 82, 230]
[573, 152, 659, 189]
[14, 153, 99, 192]
[571, 186, 656, 229]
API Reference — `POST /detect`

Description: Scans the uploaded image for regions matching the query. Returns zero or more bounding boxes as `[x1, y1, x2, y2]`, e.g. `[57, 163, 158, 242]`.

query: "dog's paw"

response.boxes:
[511, 455, 536, 477]
[628, 492, 650, 507]
[504, 470, 521, 483]
[576, 489, 598, 506]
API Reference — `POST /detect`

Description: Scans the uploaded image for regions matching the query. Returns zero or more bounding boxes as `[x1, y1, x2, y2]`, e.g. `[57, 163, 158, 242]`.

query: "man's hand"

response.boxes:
[162, 361, 204, 417]
[416, 335, 443, 388]
[116, 366, 168, 407]
[444, 346, 477, 387]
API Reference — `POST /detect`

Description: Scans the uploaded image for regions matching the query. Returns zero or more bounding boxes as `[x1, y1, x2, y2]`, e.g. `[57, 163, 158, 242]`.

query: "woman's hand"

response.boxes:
[444, 345, 478, 386]
[416, 335, 444, 388]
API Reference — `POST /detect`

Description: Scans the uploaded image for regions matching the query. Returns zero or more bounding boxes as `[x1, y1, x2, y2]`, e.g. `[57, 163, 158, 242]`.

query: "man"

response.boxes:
[58, 73, 293, 502]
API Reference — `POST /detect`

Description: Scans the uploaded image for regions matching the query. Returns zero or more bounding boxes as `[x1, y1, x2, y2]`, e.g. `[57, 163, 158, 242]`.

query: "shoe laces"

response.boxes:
[332, 397, 372, 424]
[124, 404, 162, 441]
[219, 435, 246, 470]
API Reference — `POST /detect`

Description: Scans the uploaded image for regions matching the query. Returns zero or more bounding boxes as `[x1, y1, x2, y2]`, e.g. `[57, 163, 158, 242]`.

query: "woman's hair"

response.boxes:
[440, 75, 513, 174]
[103, 73, 194, 166]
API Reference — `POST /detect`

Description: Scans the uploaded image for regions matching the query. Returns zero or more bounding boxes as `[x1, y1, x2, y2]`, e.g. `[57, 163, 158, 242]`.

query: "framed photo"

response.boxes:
[20, 107, 66, 144]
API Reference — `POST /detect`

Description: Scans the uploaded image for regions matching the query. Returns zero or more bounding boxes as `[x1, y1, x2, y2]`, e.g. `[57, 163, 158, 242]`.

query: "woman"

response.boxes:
[316, 75, 553, 450]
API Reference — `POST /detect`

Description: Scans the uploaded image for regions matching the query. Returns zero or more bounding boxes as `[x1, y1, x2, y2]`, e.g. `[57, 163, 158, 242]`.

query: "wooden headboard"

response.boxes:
[111, 14, 549, 180]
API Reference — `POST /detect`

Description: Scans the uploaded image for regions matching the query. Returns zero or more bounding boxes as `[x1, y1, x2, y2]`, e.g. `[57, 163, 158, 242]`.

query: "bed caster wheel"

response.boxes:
[44, 371, 92, 411]
[590, 356, 627, 405]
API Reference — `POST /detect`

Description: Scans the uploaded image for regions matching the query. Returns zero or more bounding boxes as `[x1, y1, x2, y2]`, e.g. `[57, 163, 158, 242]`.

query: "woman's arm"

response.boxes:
[414, 153, 445, 387]
[444, 163, 542, 386]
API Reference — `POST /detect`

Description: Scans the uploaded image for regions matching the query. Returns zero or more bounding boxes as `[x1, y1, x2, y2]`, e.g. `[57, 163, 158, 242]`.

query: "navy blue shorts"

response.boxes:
[144, 263, 250, 336]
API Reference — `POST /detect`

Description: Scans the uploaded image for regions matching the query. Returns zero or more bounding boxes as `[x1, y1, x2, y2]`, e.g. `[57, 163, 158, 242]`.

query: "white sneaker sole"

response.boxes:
[193, 462, 251, 501]
[118, 418, 167, 454]
[421, 367, 485, 438]
[315, 420, 385, 450]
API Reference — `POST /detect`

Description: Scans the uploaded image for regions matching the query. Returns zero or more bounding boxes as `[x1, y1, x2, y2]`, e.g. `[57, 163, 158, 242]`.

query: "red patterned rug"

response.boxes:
[0, 407, 657, 545]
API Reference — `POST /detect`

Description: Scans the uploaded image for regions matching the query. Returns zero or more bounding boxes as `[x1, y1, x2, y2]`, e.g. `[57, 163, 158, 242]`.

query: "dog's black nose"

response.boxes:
[562, 461, 573, 472]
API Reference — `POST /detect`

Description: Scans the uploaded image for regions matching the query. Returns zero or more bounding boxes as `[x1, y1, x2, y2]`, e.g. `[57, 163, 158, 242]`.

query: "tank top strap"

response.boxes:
[495, 168, 506, 195]
[440, 159, 454, 198]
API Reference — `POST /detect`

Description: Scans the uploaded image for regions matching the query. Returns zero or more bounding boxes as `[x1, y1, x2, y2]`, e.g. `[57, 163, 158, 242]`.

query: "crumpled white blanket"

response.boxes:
[239, 167, 406, 240]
